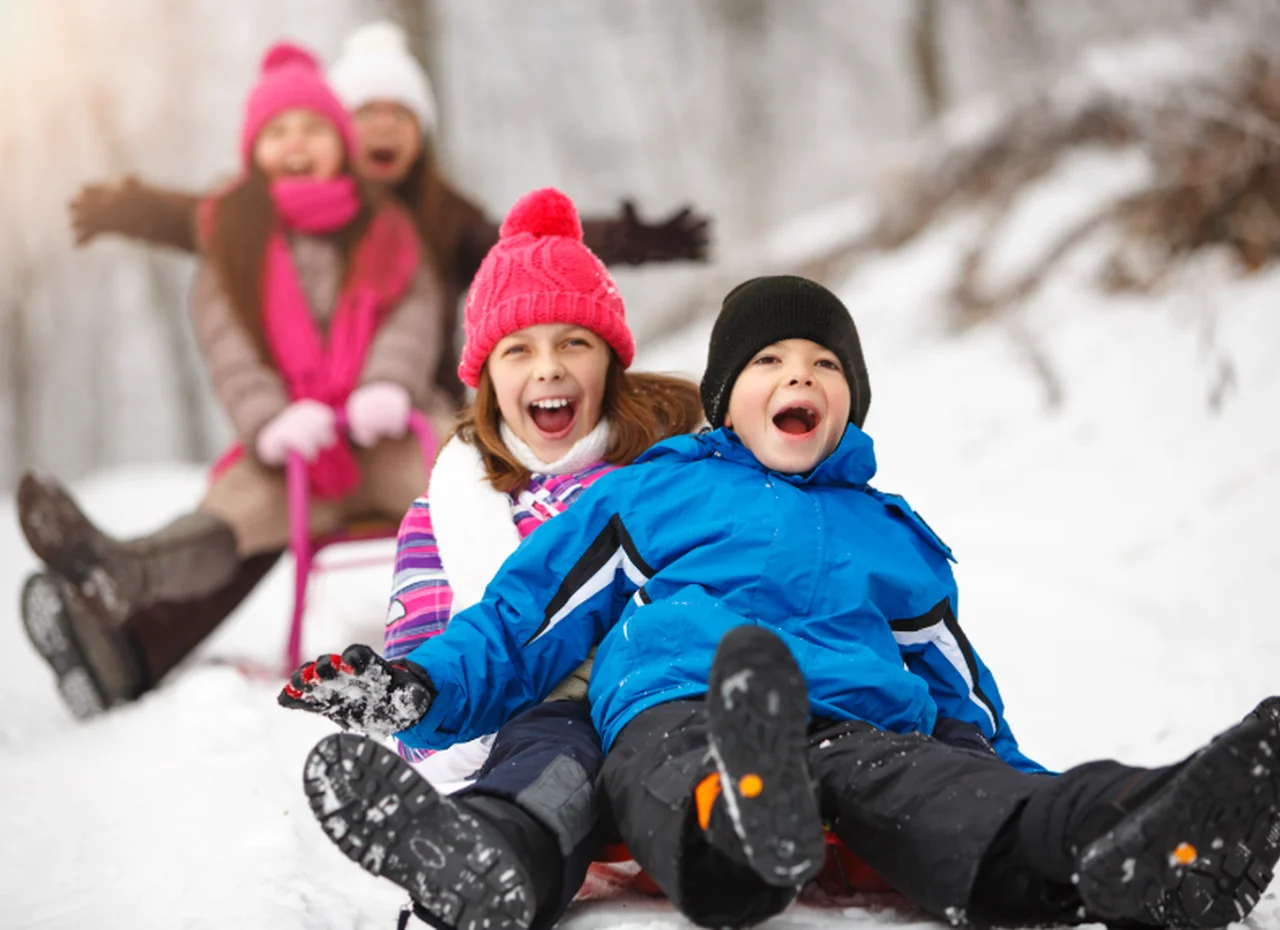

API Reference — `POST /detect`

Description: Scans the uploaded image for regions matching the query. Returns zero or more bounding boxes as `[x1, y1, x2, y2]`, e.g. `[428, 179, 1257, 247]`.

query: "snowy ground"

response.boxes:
[4, 163, 1280, 928]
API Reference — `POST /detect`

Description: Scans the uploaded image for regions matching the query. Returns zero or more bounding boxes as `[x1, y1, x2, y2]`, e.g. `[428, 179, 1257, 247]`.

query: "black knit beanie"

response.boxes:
[700, 275, 871, 429]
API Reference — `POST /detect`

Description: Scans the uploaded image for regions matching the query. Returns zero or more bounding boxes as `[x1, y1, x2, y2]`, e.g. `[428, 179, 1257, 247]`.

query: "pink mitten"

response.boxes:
[255, 400, 337, 465]
[346, 381, 411, 448]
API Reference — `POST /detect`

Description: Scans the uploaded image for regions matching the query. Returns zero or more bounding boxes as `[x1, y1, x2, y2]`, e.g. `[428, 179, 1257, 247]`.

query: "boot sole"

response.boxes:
[18, 474, 126, 621]
[706, 625, 826, 888]
[20, 574, 108, 720]
[1077, 714, 1280, 928]
[304, 733, 536, 930]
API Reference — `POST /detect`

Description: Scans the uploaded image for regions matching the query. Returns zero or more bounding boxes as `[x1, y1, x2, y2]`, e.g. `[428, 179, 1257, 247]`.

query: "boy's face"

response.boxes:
[724, 338, 850, 474]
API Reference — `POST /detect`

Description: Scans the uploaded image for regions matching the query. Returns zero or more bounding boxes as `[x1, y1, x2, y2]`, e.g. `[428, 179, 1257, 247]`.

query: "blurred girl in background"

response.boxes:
[20, 43, 441, 718]
[67, 20, 711, 407]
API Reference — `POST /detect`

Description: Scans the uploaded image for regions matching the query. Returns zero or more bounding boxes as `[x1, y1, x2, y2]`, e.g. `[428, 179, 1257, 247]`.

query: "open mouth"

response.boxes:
[528, 397, 578, 438]
[772, 403, 820, 436]
[369, 147, 398, 167]
[282, 158, 314, 177]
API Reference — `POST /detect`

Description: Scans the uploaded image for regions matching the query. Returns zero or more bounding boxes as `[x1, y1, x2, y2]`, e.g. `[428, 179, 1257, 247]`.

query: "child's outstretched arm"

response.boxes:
[281, 466, 657, 748]
[893, 593, 1046, 774]
[398, 467, 655, 748]
[580, 200, 711, 265]
[69, 175, 201, 253]
[454, 200, 711, 283]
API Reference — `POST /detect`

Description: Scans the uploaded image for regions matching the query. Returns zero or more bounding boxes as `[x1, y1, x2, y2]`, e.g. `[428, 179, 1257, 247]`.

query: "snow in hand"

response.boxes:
[295, 655, 427, 739]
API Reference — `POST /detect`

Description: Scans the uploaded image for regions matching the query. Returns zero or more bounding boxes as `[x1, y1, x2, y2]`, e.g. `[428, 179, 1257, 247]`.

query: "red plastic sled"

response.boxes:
[590, 832, 892, 899]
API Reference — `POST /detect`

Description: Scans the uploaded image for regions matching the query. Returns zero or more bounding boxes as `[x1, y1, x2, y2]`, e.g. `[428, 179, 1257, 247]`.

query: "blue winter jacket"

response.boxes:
[398, 426, 1044, 774]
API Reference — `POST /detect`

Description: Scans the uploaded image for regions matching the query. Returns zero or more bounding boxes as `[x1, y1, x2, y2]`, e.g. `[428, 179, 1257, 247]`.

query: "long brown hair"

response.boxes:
[453, 356, 704, 494]
[205, 163, 377, 362]
[392, 138, 485, 289]
[391, 140, 488, 405]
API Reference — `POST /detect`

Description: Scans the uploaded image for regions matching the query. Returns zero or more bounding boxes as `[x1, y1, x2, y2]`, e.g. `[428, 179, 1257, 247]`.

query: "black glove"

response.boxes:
[278, 644, 434, 737]
[67, 175, 200, 251]
[615, 200, 711, 264]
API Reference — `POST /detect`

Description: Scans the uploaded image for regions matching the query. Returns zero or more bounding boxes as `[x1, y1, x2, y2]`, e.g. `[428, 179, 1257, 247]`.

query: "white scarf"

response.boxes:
[499, 417, 612, 476]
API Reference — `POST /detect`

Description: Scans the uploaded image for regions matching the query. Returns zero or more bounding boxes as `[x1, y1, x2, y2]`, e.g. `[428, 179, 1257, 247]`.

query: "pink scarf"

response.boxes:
[209, 176, 420, 499]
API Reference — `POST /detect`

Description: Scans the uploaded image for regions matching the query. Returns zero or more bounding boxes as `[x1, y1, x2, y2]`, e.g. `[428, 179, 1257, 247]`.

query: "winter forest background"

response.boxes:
[4, 0, 1277, 487]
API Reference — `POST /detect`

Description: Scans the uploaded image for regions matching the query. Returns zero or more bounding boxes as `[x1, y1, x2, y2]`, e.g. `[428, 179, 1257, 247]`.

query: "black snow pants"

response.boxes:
[601, 699, 1145, 928]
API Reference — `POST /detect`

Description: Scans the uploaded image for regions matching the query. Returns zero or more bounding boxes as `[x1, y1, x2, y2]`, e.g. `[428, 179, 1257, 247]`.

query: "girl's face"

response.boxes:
[488, 323, 611, 464]
[724, 338, 850, 474]
[352, 101, 422, 184]
[254, 108, 345, 182]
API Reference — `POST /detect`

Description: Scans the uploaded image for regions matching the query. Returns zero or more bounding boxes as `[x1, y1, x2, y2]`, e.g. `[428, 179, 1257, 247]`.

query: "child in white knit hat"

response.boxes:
[327, 20, 438, 184]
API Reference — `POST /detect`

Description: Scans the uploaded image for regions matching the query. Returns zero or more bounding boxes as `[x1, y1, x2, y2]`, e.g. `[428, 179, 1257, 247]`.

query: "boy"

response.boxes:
[283, 276, 1279, 929]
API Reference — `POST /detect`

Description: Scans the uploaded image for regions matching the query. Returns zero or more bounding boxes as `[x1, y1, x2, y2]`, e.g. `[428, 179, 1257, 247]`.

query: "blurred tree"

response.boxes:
[912, 0, 946, 124]
[391, 0, 430, 61]
[715, 0, 771, 241]
[4, 0, 1265, 490]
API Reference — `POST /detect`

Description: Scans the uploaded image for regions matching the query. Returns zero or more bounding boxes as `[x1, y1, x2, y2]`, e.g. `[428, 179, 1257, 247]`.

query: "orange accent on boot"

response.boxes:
[695, 772, 722, 831]
[738, 774, 763, 798]
[1173, 842, 1198, 865]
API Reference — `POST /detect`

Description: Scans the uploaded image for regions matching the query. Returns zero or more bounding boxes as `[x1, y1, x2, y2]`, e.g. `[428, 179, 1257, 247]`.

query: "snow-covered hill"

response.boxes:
[4, 154, 1280, 927]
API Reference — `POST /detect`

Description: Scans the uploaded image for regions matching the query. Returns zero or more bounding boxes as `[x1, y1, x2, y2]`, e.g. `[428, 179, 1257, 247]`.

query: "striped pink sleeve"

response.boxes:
[384, 496, 454, 661]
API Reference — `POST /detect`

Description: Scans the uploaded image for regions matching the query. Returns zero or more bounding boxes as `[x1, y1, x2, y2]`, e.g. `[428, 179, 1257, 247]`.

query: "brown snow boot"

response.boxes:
[18, 471, 240, 623]
[19, 550, 280, 719]
[21, 572, 146, 718]
[123, 549, 281, 685]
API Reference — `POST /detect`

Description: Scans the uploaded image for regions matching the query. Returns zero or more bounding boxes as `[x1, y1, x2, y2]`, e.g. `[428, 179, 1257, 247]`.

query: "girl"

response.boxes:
[66, 19, 711, 406]
[284, 186, 702, 930]
[285, 276, 1280, 930]
[20, 43, 443, 718]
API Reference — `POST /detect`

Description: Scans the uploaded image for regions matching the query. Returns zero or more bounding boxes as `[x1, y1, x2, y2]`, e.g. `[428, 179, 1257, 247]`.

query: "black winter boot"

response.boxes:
[1248, 695, 1280, 728]
[304, 733, 539, 930]
[704, 625, 825, 889]
[18, 472, 239, 623]
[1033, 702, 1280, 928]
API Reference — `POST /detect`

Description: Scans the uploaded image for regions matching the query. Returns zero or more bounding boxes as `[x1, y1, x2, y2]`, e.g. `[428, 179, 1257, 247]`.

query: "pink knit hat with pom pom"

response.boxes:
[457, 187, 635, 388]
[240, 42, 358, 168]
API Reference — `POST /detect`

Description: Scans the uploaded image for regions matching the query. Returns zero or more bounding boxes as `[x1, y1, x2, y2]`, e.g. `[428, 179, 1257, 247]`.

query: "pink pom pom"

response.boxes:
[260, 42, 319, 76]
[499, 187, 583, 241]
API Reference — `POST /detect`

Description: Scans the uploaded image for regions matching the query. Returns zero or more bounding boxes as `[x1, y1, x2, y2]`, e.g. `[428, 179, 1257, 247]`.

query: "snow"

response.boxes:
[977, 146, 1152, 294]
[5, 151, 1280, 928]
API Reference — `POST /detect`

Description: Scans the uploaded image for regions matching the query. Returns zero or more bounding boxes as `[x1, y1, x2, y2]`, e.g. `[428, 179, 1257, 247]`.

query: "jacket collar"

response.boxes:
[638, 425, 878, 487]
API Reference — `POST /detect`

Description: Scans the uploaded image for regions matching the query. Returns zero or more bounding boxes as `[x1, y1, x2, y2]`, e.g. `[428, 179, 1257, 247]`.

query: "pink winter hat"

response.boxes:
[240, 43, 358, 168]
[457, 188, 635, 388]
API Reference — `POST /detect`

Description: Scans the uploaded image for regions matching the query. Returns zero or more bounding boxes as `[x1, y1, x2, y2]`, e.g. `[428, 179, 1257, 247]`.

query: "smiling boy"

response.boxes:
[285, 275, 1279, 930]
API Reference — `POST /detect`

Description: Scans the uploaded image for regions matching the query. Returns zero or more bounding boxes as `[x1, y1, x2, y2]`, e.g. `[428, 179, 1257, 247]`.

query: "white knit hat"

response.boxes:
[327, 21, 438, 135]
